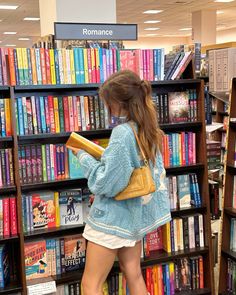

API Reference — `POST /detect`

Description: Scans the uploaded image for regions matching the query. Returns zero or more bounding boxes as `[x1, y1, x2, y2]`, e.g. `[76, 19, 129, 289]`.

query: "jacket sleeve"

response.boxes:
[76, 137, 134, 198]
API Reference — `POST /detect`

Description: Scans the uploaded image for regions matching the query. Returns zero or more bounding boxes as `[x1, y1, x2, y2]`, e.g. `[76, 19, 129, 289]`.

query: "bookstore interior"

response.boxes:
[1, 0, 236, 294]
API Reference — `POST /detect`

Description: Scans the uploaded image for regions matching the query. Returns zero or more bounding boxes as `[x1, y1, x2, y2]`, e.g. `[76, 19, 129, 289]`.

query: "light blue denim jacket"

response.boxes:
[77, 123, 171, 240]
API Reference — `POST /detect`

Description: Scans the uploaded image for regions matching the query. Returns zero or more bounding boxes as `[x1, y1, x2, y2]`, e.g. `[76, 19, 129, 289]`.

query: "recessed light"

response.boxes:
[23, 17, 40, 21]
[5, 44, 16, 47]
[144, 28, 160, 31]
[18, 38, 30, 41]
[217, 10, 224, 14]
[143, 10, 163, 14]
[146, 33, 159, 36]
[179, 27, 192, 31]
[3, 32, 17, 35]
[144, 20, 161, 24]
[214, 0, 234, 2]
[0, 5, 18, 10]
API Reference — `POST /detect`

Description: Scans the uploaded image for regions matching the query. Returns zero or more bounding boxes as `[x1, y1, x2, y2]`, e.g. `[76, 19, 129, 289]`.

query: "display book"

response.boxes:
[0, 79, 214, 294]
[219, 77, 236, 294]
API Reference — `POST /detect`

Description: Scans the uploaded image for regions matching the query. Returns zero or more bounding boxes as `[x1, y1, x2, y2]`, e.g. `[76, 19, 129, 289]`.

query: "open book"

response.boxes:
[66, 132, 105, 159]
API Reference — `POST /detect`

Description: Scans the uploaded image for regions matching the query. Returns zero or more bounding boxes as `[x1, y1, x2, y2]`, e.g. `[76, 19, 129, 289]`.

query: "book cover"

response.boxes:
[10, 197, 17, 236]
[64, 235, 86, 272]
[177, 174, 191, 209]
[59, 189, 83, 226]
[168, 92, 189, 123]
[3, 198, 9, 238]
[24, 240, 48, 280]
[68, 150, 84, 179]
[32, 191, 56, 230]
[0, 245, 10, 287]
[144, 227, 163, 257]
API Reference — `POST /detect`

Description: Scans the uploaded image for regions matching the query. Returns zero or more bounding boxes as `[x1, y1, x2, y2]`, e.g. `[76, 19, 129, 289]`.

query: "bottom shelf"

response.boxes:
[0, 282, 22, 294]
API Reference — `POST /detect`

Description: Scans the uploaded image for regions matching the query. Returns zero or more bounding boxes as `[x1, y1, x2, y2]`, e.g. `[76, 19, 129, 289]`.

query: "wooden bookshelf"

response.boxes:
[219, 77, 236, 294]
[1, 80, 216, 294]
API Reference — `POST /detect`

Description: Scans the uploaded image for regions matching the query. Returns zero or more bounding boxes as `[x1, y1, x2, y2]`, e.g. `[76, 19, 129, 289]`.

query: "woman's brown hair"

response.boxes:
[99, 70, 163, 164]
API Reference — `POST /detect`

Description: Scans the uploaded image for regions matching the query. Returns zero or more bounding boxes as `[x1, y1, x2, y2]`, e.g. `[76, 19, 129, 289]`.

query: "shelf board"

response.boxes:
[165, 163, 204, 174]
[0, 185, 16, 193]
[171, 206, 207, 217]
[24, 225, 84, 240]
[21, 178, 87, 191]
[0, 236, 18, 243]
[160, 122, 202, 132]
[0, 137, 13, 143]
[0, 282, 22, 294]
[18, 129, 112, 142]
[151, 79, 202, 86]
[0, 86, 10, 91]
[222, 248, 236, 261]
[224, 207, 236, 218]
[218, 111, 229, 116]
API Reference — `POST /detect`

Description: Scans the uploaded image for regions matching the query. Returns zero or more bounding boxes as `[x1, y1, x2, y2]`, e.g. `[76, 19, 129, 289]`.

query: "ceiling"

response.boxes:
[0, 0, 236, 47]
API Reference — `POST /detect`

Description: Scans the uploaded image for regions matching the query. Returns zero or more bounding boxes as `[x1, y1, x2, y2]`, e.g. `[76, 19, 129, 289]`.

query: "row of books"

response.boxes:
[15, 95, 109, 135]
[24, 234, 86, 280]
[162, 214, 204, 253]
[18, 144, 83, 184]
[2, 47, 165, 86]
[58, 256, 204, 295]
[0, 197, 17, 238]
[0, 244, 10, 288]
[167, 173, 202, 210]
[0, 149, 14, 187]
[0, 99, 12, 137]
[227, 258, 236, 293]
[206, 140, 221, 170]
[22, 188, 91, 233]
[162, 132, 196, 167]
[230, 218, 236, 252]
[152, 90, 198, 124]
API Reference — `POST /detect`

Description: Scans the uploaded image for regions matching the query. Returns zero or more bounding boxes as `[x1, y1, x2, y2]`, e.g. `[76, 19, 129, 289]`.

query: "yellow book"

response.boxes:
[49, 49, 56, 85]
[118, 273, 123, 295]
[103, 281, 109, 295]
[95, 48, 100, 82]
[70, 49, 76, 84]
[4, 99, 11, 136]
[53, 97, 60, 133]
[22, 48, 28, 72]
[162, 222, 171, 253]
[83, 48, 89, 83]
[66, 132, 104, 159]
[54, 191, 60, 227]
[91, 48, 95, 82]
[62, 48, 68, 84]
[16, 48, 24, 85]
[153, 265, 158, 295]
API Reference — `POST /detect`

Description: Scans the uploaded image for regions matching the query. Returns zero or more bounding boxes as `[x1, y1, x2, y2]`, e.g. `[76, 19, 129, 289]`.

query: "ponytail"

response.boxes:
[99, 70, 163, 164]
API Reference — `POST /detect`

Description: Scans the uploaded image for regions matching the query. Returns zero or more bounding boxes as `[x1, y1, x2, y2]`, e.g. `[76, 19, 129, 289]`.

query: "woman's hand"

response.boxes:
[68, 146, 81, 156]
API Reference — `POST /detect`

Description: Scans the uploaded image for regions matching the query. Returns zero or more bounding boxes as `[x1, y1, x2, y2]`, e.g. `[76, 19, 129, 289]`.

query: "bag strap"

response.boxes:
[129, 122, 148, 166]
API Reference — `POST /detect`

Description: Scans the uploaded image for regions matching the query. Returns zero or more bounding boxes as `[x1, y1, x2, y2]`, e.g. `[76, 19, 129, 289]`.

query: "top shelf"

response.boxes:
[13, 79, 202, 92]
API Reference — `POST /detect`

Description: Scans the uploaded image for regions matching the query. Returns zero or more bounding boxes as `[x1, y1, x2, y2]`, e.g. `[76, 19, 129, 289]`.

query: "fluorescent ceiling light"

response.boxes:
[144, 20, 161, 24]
[146, 33, 159, 36]
[143, 10, 163, 14]
[3, 32, 17, 35]
[214, 0, 234, 2]
[18, 37, 30, 41]
[144, 28, 160, 31]
[217, 10, 224, 14]
[0, 5, 18, 10]
[24, 17, 40, 21]
[179, 27, 192, 31]
[5, 44, 16, 47]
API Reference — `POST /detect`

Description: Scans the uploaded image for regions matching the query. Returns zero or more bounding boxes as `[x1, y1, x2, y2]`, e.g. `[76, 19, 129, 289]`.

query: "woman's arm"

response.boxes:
[77, 136, 134, 197]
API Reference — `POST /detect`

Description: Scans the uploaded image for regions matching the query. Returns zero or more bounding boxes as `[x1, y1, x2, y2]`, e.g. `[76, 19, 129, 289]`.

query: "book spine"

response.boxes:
[30, 49, 37, 85]
[72, 96, 79, 131]
[47, 96, 55, 133]
[26, 48, 33, 85]
[0, 200, 3, 238]
[3, 198, 10, 238]
[31, 145, 37, 183]
[58, 96, 65, 133]
[10, 197, 17, 236]
[35, 96, 42, 133]
[44, 96, 50, 133]
[68, 96, 74, 131]
[36, 145, 43, 182]
[9, 149, 14, 185]
[45, 144, 51, 181]
[45, 48, 51, 84]
[49, 49, 56, 85]
[30, 96, 38, 134]
[8, 48, 16, 86]
[35, 48, 42, 84]
[50, 144, 55, 181]
[41, 145, 47, 182]
[54, 49, 61, 84]
[60, 238, 65, 274]
[39, 96, 46, 133]
[25, 146, 32, 183]
[53, 97, 60, 133]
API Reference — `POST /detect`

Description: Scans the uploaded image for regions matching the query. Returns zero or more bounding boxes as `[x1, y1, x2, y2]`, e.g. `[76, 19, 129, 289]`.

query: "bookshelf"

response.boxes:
[219, 77, 236, 294]
[0, 79, 215, 294]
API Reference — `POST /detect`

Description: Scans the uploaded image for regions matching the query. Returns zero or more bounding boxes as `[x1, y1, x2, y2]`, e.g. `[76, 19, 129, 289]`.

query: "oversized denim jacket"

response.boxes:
[77, 123, 171, 240]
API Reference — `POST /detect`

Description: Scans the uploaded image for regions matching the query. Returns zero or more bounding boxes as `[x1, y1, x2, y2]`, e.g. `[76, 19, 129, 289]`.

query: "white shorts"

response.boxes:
[83, 223, 139, 249]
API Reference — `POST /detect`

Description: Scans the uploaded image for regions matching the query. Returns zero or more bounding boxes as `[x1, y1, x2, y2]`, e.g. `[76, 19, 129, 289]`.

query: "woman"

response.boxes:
[72, 70, 171, 295]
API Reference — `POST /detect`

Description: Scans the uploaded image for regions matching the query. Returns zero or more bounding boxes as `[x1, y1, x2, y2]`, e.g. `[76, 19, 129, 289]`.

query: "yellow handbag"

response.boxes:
[115, 124, 156, 201]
